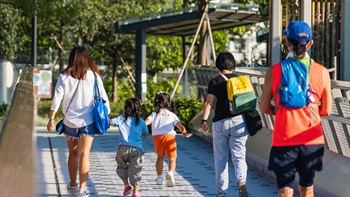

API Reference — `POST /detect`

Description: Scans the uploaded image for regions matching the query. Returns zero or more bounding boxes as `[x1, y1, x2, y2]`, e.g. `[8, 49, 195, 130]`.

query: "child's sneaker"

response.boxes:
[155, 175, 164, 185]
[132, 193, 141, 197]
[216, 193, 226, 197]
[238, 180, 248, 197]
[67, 183, 78, 194]
[77, 189, 89, 197]
[123, 184, 132, 196]
[165, 171, 175, 187]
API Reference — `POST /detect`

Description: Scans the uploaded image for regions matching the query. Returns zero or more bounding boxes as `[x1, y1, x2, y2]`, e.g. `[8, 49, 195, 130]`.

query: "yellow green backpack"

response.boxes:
[220, 74, 257, 115]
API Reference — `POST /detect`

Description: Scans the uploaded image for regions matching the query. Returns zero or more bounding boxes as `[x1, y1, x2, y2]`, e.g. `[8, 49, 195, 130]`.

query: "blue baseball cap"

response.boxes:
[282, 20, 312, 43]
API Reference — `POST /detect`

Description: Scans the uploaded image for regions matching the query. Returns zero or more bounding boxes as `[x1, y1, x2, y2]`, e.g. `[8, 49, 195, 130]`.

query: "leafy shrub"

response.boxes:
[37, 100, 64, 121]
[140, 100, 153, 119]
[139, 97, 203, 133]
[174, 97, 203, 129]
[0, 102, 8, 122]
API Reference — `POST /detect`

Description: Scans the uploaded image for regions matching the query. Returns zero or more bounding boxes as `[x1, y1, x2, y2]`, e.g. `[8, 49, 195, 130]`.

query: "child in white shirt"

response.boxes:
[145, 92, 192, 187]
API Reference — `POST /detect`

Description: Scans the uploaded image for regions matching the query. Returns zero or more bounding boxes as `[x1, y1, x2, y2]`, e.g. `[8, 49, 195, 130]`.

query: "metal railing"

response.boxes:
[193, 65, 350, 158]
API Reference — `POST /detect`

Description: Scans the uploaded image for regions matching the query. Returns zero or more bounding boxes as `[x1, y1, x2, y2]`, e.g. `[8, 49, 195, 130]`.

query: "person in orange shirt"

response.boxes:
[260, 20, 332, 197]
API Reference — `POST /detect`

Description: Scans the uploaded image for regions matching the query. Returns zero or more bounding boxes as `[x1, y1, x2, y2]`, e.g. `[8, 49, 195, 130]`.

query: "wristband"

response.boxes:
[201, 119, 207, 124]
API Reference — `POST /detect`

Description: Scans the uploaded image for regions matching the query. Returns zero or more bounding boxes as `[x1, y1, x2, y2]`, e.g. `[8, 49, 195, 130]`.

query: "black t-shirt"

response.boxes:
[207, 73, 237, 122]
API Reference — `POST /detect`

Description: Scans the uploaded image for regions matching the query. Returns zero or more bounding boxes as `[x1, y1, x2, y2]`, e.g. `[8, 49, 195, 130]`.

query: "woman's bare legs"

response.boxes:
[77, 136, 94, 190]
[66, 137, 79, 187]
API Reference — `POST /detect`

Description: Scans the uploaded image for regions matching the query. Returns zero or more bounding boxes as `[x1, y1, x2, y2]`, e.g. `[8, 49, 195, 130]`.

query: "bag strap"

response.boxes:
[94, 73, 101, 98]
[274, 59, 316, 123]
[63, 80, 80, 118]
[220, 73, 228, 81]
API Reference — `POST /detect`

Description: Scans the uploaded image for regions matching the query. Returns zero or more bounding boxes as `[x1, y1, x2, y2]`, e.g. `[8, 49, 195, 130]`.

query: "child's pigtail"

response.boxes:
[169, 100, 177, 113]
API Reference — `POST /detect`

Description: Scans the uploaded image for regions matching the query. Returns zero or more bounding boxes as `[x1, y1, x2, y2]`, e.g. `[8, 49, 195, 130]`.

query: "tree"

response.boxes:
[0, 2, 31, 61]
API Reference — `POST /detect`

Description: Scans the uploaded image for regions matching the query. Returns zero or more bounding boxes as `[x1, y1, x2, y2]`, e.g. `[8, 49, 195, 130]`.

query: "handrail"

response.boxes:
[193, 65, 350, 158]
[0, 65, 35, 196]
[191, 65, 350, 197]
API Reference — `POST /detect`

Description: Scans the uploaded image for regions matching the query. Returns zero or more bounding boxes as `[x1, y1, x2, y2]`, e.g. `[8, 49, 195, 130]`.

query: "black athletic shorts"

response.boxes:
[268, 145, 324, 189]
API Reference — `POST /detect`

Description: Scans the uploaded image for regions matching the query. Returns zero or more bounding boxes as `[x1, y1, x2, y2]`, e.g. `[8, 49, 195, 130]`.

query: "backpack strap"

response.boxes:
[274, 58, 311, 112]
[220, 73, 228, 81]
[274, 59, 319, 125]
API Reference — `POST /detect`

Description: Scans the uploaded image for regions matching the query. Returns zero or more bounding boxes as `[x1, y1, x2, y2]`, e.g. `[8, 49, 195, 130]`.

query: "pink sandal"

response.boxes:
[123, 185, 132, 196]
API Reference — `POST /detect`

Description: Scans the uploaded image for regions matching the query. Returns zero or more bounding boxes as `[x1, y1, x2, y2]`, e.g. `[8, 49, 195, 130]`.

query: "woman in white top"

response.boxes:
[47, 46, 110, 197]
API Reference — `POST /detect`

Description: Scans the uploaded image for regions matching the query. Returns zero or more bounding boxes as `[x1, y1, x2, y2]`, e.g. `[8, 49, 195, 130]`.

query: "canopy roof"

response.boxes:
[114, 3, 263, 37]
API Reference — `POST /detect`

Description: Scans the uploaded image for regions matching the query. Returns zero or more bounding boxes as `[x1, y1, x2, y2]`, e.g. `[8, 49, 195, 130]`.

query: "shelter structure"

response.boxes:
[114, 1, 350, 100]
[114, 3, 263, 100]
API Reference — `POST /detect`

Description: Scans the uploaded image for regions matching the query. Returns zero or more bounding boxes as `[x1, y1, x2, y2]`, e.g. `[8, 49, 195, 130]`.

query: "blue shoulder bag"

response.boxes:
[94, 74, 109, 135]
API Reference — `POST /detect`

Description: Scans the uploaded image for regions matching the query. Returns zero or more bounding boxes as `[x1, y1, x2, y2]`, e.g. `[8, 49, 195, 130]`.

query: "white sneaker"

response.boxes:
[165, 171, 175, 187]
[67, 183, 78, 194]
[155, 175, 164, 185]
[77, 189, 89, 197]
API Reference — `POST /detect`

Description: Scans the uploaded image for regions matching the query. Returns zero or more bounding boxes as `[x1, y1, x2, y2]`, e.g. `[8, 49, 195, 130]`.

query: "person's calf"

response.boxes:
[278, 187, 294, 197]
[168, 157, 176, 172]
[298, 185, 314, 197]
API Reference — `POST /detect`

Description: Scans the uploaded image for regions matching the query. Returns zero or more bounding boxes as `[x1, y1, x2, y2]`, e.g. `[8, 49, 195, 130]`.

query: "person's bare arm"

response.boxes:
[201, 94, 215, 132]
[319, 69, 332, 116]
[47, 110, 56, 132]
[145, 118, 151, 126]
[259, 67, 275, 115]
[142, 133, 148, 138]
[175, 122, 192, 138]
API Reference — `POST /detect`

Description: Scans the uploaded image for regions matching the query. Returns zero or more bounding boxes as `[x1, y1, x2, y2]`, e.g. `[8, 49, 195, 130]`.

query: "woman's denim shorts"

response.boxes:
[64, 123, 98, 139]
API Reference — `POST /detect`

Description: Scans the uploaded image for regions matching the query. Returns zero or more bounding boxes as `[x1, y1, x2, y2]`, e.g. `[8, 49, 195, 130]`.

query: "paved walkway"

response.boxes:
[35, 128, 277, 197]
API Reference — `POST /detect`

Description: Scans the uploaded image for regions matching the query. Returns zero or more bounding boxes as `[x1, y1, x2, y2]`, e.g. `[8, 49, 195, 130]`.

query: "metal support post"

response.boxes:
[340, 0, 350, 81]
[135, 29, 147, 101]
[269, 0, 282, 65]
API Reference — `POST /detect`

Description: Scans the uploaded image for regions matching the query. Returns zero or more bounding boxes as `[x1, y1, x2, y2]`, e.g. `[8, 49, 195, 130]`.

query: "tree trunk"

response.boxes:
[112, 51, 118, 103]
[197, 0, 209, 66]
[58, 48, 64, 72]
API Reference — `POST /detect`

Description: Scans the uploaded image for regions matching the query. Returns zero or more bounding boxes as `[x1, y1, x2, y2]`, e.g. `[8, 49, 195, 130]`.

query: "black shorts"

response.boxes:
[268, 145, 324, 189]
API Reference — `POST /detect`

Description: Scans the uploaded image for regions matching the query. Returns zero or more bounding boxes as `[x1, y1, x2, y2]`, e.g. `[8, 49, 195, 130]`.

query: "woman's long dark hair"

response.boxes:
[64, 46, 101, 79]
[124, 97, 141, 125]
[153, 92, 176, 114]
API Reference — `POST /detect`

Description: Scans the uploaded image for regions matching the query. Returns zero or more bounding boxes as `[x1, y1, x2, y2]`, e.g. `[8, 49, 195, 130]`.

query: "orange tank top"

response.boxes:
[271, 60, 327, 146]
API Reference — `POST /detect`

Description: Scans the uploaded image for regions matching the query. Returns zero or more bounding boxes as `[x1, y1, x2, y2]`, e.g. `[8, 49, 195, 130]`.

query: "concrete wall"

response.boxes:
[0, 65, 36, 196]
[189, 111, 350, 197]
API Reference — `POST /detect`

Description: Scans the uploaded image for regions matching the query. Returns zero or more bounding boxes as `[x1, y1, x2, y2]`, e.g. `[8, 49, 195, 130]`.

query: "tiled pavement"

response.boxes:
[36, 128, 278, 197]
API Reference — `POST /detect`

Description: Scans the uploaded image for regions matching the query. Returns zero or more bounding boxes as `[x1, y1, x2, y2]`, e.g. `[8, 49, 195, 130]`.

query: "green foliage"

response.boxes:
[145, 77, 180, 100]
[139, 97, 203, 133]
[174, 97, 203, 129]
[0, 102, 8, 122]
[0, 3, 30, 60]
[146, 35, 183, 77]
[140, 100, 154, 119]
[37, 100, 64, 120]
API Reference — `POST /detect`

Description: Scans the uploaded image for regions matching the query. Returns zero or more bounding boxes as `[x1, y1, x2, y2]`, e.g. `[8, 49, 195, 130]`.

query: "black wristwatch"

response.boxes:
[201, 119, 207, 125]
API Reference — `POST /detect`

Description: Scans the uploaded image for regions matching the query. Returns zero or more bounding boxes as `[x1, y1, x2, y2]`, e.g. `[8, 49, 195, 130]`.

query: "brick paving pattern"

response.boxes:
[36, 130, 277, 197]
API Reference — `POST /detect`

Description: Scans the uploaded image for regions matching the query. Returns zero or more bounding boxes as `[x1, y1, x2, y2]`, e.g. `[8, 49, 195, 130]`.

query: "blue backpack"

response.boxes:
[278, 59, 310, 108]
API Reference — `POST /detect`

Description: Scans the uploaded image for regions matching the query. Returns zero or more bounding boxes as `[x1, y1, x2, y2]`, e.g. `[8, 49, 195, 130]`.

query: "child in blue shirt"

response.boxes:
[110, 98, 148, 197]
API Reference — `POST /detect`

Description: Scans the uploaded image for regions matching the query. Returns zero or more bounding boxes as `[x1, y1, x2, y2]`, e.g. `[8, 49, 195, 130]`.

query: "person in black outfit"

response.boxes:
[201, 52, 249, 197]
